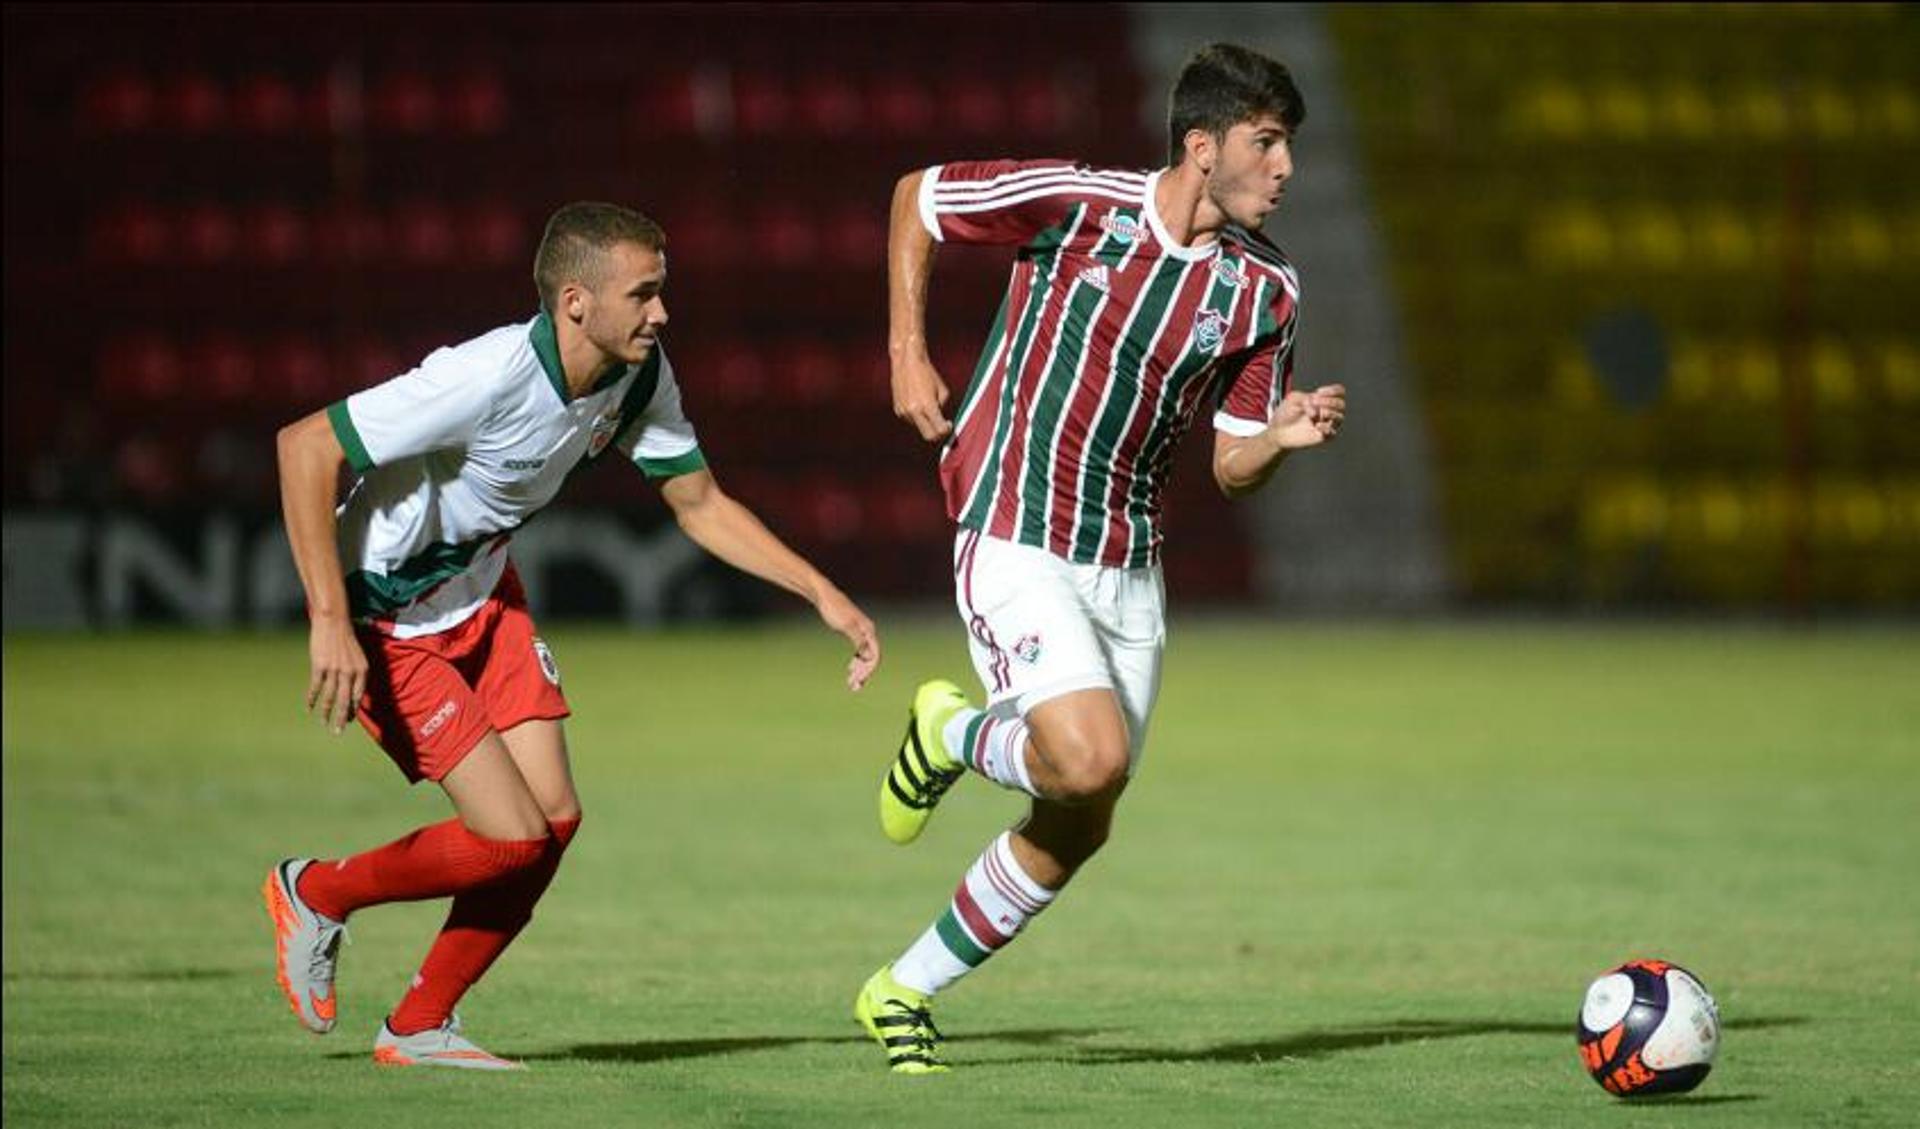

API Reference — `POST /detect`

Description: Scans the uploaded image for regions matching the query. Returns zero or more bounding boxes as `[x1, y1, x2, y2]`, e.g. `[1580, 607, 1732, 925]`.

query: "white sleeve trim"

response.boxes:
[1212, 410, 1269, 438]
[917, 164, 945, 242]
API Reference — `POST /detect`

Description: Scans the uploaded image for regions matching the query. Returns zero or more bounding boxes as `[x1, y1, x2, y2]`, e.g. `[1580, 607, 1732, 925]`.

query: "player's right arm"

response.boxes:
[276, 411, 365, 735]
[888, 169, 949, 442]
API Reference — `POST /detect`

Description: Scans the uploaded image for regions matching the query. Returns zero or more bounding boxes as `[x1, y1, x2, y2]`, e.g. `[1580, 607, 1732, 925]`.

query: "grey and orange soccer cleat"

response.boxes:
[263, 857, 347, 1034]
[374, 1013, 524, 1070]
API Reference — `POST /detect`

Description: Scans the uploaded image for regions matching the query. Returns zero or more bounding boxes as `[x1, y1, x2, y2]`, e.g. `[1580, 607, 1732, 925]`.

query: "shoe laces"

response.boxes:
[890, 998, 942, 1051]
[310, 919, 350, 984]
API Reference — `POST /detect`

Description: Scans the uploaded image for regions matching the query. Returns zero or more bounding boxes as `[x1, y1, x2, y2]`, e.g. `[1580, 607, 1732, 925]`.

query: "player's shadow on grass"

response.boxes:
[995, 1015, 1807, 1067]
[518, 1027, 1095, 1065]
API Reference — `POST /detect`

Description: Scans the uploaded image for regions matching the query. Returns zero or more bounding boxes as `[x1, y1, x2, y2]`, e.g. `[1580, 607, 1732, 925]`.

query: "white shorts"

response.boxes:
[952, 527, 1166, 769]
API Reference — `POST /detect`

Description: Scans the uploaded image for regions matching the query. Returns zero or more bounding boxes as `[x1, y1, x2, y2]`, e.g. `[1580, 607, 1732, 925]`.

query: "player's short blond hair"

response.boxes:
[534, 202, 667, 313]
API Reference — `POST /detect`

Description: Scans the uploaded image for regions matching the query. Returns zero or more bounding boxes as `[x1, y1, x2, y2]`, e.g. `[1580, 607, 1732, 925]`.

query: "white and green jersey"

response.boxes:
[326, 312, 705, 638]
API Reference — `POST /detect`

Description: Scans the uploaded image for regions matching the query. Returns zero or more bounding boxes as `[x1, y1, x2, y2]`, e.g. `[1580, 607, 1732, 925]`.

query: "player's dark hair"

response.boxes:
[1167, 43, 1305, 166]
[534, 201, 667, 313]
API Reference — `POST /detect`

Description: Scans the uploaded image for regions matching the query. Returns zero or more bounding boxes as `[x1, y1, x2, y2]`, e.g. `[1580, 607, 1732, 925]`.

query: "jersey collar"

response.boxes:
[530, 310, 629, 402]
[1143, 169, 1220, 263]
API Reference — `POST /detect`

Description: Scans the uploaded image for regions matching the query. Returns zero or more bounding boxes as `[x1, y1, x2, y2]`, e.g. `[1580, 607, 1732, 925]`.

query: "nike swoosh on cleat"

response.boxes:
[310, 989, 336, 1022]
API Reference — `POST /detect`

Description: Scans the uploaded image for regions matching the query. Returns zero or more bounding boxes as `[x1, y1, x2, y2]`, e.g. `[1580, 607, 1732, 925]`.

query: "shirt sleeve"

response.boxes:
[920, 159, 1143, 246]
[613, 350, 706, 479]
[327, 345, 495, 473]
[1213, 278, 1300, 436]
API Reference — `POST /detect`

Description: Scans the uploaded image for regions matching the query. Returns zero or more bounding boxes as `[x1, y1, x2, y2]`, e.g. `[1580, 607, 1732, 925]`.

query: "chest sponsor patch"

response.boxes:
[1099, 211, 1143, 245]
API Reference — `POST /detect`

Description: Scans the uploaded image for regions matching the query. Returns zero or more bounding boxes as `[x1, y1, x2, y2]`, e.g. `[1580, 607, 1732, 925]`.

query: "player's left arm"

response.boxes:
[1212, 383, 1345, 498]
[658, 469, 880, 691]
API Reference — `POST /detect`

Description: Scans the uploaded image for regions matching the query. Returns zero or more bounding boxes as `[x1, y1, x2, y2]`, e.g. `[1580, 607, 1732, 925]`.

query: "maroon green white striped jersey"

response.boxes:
[920, 159, 1300, 568]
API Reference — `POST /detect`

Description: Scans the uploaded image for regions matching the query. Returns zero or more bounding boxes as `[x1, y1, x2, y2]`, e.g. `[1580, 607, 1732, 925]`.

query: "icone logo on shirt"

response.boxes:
[1099, 211, 1143, 245]
[1211, 257, 1248, 289]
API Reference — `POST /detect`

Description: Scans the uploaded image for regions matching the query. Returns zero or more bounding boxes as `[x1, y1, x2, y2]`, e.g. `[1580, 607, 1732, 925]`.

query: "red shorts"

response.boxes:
[354, 565, 570, 784]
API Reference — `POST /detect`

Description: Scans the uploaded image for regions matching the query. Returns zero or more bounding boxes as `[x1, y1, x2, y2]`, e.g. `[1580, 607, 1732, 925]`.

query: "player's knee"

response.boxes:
[471, 828, 551, 882]
[1050, 741, 1129, 804]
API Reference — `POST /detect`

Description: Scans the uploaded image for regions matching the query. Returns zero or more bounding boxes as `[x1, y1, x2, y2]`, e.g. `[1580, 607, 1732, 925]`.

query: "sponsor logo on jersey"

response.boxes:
[1013, 633, 1044, 665]
[1098, 211, 1143, 245]
[504, 457, 547, 471]
[586, 407, 623, 457]
[1193, 308, 1230, 354]
[533, 638, 561, 685]
[419, 698, 459, 739]
[1076, 264, 1111, 293]
[1211, 257, 1248, 289]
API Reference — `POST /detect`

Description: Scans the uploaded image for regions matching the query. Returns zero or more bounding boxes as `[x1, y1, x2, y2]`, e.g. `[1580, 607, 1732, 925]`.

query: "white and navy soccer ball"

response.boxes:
[1576, 959, 1720, 1097]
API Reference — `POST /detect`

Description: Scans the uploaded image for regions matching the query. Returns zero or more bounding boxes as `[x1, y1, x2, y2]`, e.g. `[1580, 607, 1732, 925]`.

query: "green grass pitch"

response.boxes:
[4, 621, 1917, 1127]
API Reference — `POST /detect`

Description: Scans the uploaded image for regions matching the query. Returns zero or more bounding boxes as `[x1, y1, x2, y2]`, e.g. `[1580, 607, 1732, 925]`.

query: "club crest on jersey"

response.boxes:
[533, 638, 561, 685]
[1013, 633, 1044, 665]
[1098, 211, 1143, 245]
[586, 407, 623, 458]
[1192, 308, 1230, 354]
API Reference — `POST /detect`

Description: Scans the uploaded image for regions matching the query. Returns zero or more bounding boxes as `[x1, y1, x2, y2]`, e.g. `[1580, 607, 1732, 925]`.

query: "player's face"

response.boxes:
[583, 241, 670, 364]
[1205, 115, 1293, 228]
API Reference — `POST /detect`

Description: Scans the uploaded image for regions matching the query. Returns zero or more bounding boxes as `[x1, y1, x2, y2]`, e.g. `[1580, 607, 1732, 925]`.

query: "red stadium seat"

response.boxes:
[371, 70, 437, 133]
[186, 334, 257, 402]
[393, 201, 456, 264]
[312, 205, 385, 264]
[711, 345, 770, 406]
[942, 78, 1006, 135]
[845, 341, 892, 397]
[1009, 76, 1064, 137]
[799, 477, 865, 543]
[339, 338, 405, 392]
[303, 68, 363, 134]
[733, 71, 789, 136]
[444, 70, 508, 134]
[752, 204, 817, 267]
[782, 340, 844, 404]
[242, 203, 309, 264]
[99, 334, 182, 401]
[262, 335, 333, 405]
[868, 73, 934, 137]
[795, 72, 863, 137]
[160, 71, 226, 133]
[115, 433, 188, 504]
[80, 70, 156, 132]
[871, 477, 948, 540]
[234, 73, 301, 133]
[88, 202, 172, 263]
[662, 204, 733, 265]
[634, 69, 703, 136]
[465, 200, 526, 265]
[177, 203, 240, 263]
[823, 206, 886, 268]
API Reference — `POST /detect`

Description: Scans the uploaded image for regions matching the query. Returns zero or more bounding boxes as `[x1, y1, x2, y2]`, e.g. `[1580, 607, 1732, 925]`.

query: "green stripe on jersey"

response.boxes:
[637, 449, 706, 479]
[346, 534, 500, 617]
[959, 206, 1085, 532]
[327, 400, 374, 473]
[1016, 267, 1108, 545]
[1071, 255, 1192, 561]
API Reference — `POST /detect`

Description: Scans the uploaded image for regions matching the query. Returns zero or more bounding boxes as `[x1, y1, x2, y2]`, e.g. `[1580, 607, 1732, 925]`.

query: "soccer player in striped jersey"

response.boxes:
[856, 44, 1346, 1073]
[266, 202, 881, 1069]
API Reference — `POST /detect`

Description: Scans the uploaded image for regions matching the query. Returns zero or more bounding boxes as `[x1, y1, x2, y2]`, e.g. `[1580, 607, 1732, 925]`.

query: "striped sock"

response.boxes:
[943, 710, 1038, 796]
[891, 831, 1056, 996]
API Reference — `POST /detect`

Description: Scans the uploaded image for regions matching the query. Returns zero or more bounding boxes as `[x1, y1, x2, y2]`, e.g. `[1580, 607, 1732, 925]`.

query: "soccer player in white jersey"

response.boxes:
[264, 202, 882, 1069]
[854, 44, 1346, 1072]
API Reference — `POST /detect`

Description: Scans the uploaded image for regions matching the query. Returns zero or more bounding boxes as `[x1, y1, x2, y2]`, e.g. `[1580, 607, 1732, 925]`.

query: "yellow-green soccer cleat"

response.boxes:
[854, 964, 949, 1074]
[879, 680, 971, 845]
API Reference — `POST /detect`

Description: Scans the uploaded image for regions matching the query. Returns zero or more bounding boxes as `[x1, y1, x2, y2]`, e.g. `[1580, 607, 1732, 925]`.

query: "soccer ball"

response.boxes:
[1576, 959, 1719, 1097]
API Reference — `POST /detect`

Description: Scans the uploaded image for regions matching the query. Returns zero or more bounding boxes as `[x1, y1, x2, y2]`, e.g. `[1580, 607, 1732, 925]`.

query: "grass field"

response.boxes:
[4, 621, 1917, 1127]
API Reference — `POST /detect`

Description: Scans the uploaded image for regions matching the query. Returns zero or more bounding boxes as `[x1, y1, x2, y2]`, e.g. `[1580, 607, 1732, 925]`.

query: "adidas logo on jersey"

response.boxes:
[1076, 264, 1111, 293]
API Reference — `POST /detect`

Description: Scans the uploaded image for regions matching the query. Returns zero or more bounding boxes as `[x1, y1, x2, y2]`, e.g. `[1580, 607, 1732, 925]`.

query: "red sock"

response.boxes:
[296, 818, 548, 921]
[387, 817, 581, 1036]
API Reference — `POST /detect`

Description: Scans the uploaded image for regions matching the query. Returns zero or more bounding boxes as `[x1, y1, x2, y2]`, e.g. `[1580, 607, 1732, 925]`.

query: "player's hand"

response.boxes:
[1267, 384, 1346, 451]
[306, 615, 368, 735]
[815, 585, 881, 692]
[891, 352, 953, 442]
